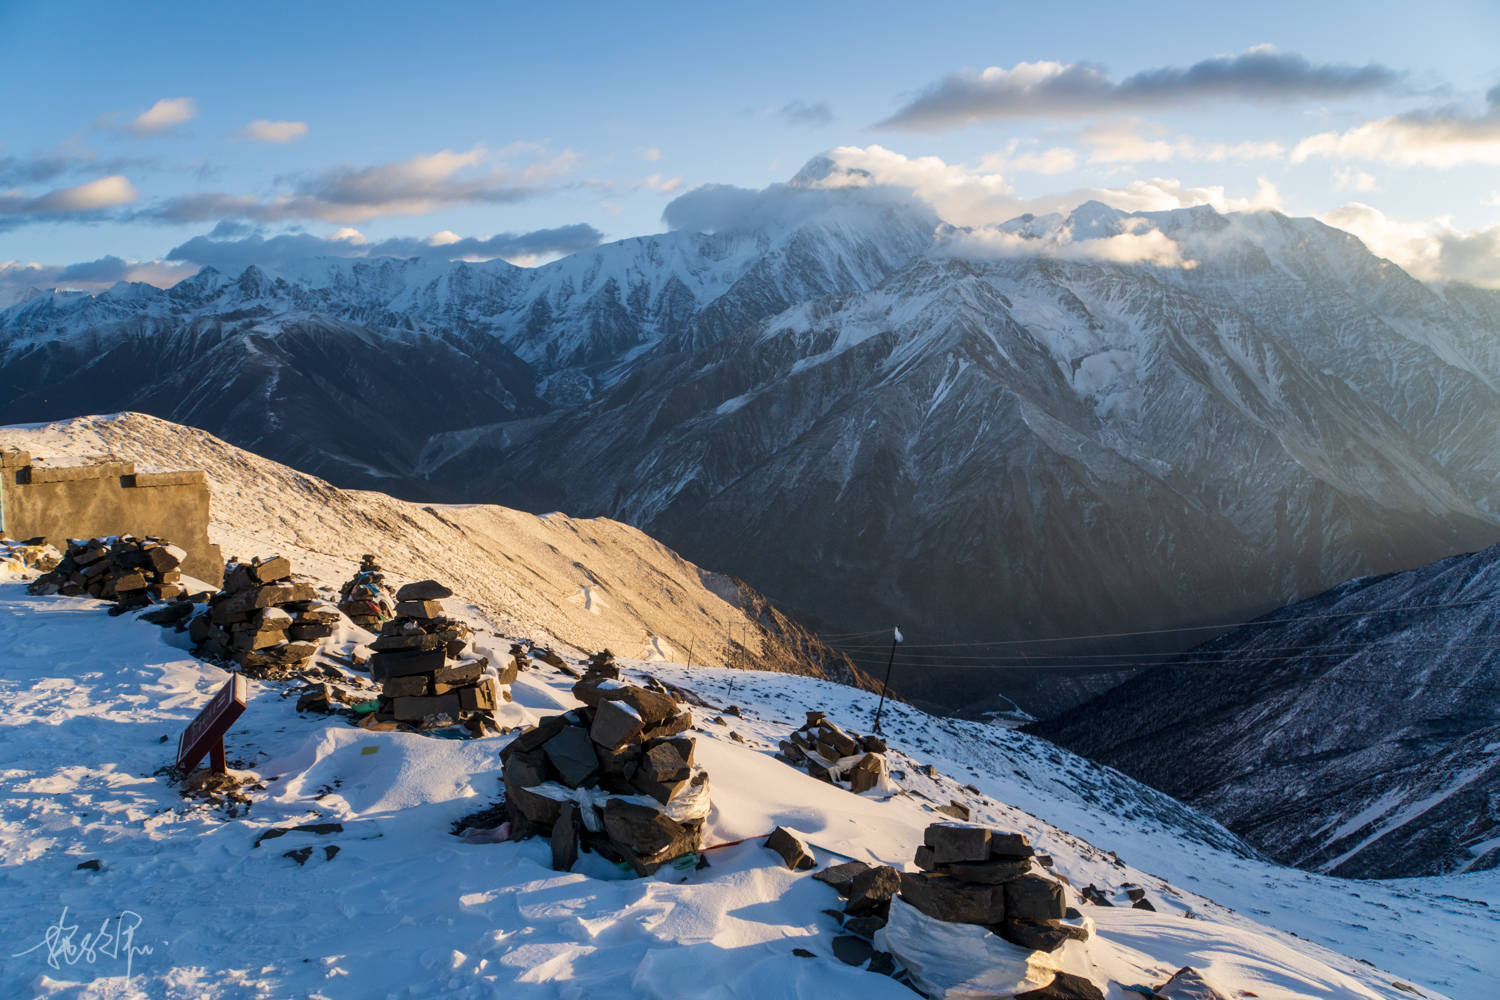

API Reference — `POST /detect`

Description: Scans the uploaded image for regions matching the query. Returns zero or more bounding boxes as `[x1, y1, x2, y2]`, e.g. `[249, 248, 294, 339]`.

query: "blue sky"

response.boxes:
[2, 0, 1498, 300]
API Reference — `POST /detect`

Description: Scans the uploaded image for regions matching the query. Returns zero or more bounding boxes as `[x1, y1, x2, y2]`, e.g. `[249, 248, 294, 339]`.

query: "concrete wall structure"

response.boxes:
[0, 447, 223, 583]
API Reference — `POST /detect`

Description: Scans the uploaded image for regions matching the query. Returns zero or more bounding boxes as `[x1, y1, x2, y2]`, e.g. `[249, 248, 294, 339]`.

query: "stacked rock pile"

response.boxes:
[28, 535, 189, 612]
[367, 579, 510, 732]
[337, 554, 394, 632]
[1, 534, 61, 576]
[501, 650, 709, 875]
[777, 711, 894, 794]
[190, 556, 341, 677]
[895, 823, 1087, 952]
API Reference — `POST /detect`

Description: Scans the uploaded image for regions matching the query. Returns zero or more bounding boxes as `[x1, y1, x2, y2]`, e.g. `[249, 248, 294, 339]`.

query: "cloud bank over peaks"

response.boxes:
[939, 210, 1198, 269]
[163, 222, 604, 274]
[1293, 85, 1500, 167]
[880, 47, 1400, 130]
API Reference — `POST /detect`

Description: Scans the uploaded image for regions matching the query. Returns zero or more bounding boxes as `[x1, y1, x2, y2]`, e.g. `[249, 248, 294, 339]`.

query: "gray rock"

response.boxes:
[591, 698, 646, 750]
[1004, 873, 1066, 921]
[925, 822, 991, 864]
[1015, 972, 1106, 1000]
[898, 872, 1005, 925]
[395, 580, 453, 601]
[832, 935, 874, 967]
[550, 802, 580, 872]
[765, 826, 816, 871]
[812, 860, 872, 893]
[845, 865, 900, 916]
[543, 725, 599, 788]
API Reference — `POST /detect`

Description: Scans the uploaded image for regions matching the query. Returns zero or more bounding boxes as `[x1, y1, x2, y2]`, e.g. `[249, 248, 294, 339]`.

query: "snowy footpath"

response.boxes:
[0, 578, 1492, 999]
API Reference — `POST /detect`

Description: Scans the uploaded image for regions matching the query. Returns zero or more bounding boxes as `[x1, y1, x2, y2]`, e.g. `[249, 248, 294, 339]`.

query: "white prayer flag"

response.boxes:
[893, 625, 903, 644]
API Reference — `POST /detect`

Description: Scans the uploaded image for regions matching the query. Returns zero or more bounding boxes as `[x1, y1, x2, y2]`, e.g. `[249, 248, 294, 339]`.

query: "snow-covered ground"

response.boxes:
[1, 563, 1491, 999]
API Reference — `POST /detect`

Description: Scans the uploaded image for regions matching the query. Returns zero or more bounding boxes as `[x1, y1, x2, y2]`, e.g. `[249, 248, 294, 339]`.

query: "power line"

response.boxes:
[817, 596, 1496, 651]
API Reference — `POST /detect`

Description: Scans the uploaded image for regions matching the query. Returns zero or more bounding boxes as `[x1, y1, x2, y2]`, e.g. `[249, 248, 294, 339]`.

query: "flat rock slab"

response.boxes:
[813, 860, 872, 893]
[926, 822, 991, 864]
[898, 872, 1005, 925]
[395, 580, 453, 601]
[1004, 873, 1066, 922]
[543, 725, 600, 788]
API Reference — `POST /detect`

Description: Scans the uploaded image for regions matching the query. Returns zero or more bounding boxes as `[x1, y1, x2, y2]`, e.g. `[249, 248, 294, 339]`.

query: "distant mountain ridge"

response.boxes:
[1029, 540, 1500, 879]
[3, 161, 1499, 715]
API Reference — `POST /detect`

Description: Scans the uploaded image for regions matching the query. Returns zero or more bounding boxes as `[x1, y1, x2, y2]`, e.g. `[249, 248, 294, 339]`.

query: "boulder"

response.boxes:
[1154, 967, 1232, 1000]
[765, 826, 816, 871]
[550, 803, 580, 872]
[925, 823, 991, 864]
[542, 725, 599, 788]
[998, 917, 1085, 953]
[847, 753, 885, 794]
[394, 599, 444, 619]
[938, 858, 1034, 884]
[988, 831, 1034, 860]
[1004, 874, 1066, 922]
[898, 873, 1005, 925]
[591, 699, 646, 750]
[602, 799, 698, 875]
[395, 579, 454, 601]
[598, 685, 678, 726]
[1015, 972, 1106, 1000]
[844, 865, 900, 916]
[831, 935, 874, 967]
[812, 860, 872, 893]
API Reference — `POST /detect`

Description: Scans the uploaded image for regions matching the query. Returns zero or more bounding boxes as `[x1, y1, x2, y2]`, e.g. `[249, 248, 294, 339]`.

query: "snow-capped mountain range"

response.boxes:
[4, 159, 1499, 718]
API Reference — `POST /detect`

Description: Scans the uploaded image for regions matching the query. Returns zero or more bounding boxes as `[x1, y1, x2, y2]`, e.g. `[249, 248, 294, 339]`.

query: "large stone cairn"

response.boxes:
[337, 554, 394, 631]
[190, 556, 338, 677]
[501, 650, 709, 875]
[777, 711, 893, 793]
[28, 535, 189, 612]
[367, 579, 510, 731]
[899, 823, 1086, 953]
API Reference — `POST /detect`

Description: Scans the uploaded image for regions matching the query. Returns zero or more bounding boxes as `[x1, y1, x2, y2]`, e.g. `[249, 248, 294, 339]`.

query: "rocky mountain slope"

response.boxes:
[4, 162, 1499, 716]
[0, 413, 868, 691]
[1029, 541, 1500, 879]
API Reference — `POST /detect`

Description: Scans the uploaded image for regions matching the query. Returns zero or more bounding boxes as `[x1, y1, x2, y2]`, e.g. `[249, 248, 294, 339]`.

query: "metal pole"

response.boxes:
[872, 631, 899, 733]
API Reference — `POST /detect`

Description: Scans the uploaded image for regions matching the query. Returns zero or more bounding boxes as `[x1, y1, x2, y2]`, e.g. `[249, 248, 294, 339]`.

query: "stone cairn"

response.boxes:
[367, 579, 510, 732]
[777, 711, 893, 794]
[190, 556, 340, 677]
[769, 822, 1092, 995]
[893, 823, 1084, 952]
[501, 650, 710, 875]
[337, 554, 394, 632]
[29, 535, 190, 612]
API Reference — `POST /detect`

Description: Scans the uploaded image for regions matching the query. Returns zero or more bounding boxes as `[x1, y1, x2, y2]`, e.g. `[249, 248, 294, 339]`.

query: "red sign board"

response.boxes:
[177, 675, 247, 774]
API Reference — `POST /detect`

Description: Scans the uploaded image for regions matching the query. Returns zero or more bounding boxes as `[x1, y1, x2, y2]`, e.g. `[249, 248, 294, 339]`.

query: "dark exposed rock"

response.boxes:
[832, 935, 875, 967]
[1004, 873, 1066, 922]
[765, 826, 816, 871]
[925, 823, 990, 864]
[844, 865, 900, 916]
[1015, 971, 1106, 1000]
[898, 872, 1005, 925]
[551, 803, 580, 872]
[543, 725, 600, 788]
[395, 579, 454, 601]
[813, 860, 873, 893]
[1154, 966, 1231, 1000]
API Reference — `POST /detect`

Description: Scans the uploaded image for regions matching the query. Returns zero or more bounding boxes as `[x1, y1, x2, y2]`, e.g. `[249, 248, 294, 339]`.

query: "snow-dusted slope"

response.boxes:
[1031, 540, 1500, 881]
[0, 413, 860, 689]
[0, 564, 1492, 998]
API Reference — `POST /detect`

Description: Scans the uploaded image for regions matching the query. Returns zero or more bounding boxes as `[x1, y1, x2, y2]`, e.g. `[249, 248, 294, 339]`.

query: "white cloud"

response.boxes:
[1322, 201, 1500, 288]
[0, 255, 195, 304]
[1292, 89, 1500, 168]
[1332, 166, 1378, 192]
[330, 227, 367, 244]
[642, 148, 662, 162]
[820, 145, 1280, 226]
[0, 174, 139, 219]
[1081, 119, 1286, 165]
[237, 119, 309, 144]
[941, 224, 1197, 269]
[978, 141, 1078, 175]
[638, 172, 682, 194]
[128, 97, 197, 136]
